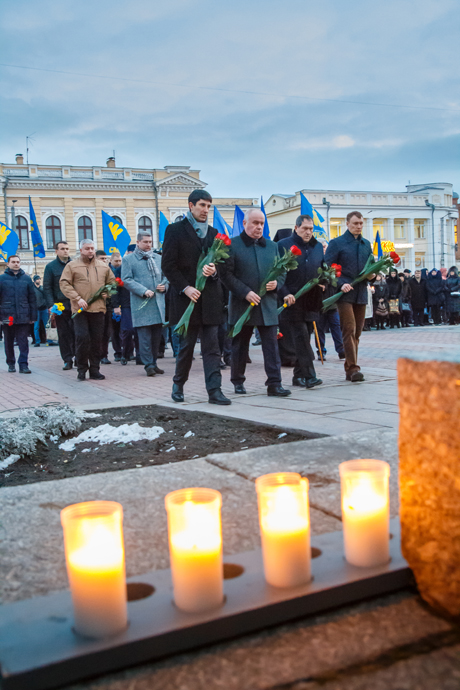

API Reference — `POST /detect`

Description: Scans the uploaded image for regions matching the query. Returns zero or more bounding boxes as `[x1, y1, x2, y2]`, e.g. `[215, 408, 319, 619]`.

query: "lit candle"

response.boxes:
[339, 459, 390, 567]
[165, 488, 223, 613]
[256, 473, 311, 588]
[60, 501, 127, 638]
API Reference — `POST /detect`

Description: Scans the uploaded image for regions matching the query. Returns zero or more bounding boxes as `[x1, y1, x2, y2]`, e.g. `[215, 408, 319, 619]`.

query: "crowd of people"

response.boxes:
[0, 190, 458, 398]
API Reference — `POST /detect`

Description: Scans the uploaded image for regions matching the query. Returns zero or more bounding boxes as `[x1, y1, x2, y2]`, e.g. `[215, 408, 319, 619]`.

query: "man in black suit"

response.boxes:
[161, 190, 231, 405]
[222, 209, 291, 397]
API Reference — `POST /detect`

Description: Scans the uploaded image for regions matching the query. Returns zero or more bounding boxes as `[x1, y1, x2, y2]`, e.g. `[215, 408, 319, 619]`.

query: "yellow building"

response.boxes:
[0, 155, 255, 274]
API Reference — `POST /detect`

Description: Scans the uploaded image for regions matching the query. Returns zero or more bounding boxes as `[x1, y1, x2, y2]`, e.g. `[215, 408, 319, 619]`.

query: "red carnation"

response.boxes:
[277, 332, 284, 339]
[115, 277, 124, 287]
[331, 263, 342, 277]
[290, 245, 302, 256]
[222, 235, 231, 246]
[8, 316, 13, 326]
[216, 233, 226, 241]
[390, 251, 401, 264]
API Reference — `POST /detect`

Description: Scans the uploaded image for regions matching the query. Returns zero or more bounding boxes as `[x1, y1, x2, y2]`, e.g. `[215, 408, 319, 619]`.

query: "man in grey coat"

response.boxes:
[222, 209, 291, 397]
[121, 233, 168, 376]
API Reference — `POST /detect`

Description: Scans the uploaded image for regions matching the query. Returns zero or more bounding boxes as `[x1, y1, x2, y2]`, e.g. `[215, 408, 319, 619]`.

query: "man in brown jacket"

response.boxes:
[60, 239, 116, 381]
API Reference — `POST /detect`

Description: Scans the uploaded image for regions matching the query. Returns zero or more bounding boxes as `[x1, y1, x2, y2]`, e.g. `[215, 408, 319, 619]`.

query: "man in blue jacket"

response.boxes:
[0, 255, 37, 373]
[325, 211, 374, 382]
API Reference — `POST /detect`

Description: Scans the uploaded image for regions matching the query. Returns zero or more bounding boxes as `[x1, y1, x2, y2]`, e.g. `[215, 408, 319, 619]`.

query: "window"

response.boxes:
[15, 215, 29, 250]
[329, 219, 343, 239]
[373, 219, 385, 240]
[415, 253, 426, 268]
[46, 215, 62, 249]
[138, 215, 152, 233]
[414, 220, 426, 239]
[78, 215, 93, 241]
[112, 215, 123, 226]
[394, 219, 406, 240]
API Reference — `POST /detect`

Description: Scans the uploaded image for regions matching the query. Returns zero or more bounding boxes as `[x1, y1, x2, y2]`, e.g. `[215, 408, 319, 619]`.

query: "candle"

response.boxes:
[339, 459, 390, 568]
[60, 501, 127, 639]
[256, 473, 311, 588]
[165, 488, 223, 613]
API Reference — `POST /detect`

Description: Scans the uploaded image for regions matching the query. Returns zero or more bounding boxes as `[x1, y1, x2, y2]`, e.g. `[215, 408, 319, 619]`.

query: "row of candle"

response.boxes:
[60, 458, 390, 639]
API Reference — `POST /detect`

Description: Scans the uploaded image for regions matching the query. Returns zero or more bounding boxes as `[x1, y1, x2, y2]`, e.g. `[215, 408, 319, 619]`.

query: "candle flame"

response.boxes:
[68, 520, 124, 570]
[345, 477, 386, 514]
[262, 485, 308, 533]
[171, 500, 221, 552]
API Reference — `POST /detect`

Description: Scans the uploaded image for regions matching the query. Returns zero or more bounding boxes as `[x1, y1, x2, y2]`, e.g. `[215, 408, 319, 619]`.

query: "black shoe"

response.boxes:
[208, 390, 232, 405]
[246, 355, 252, 363]
[292, 377, 306, 387]
[130, 355, 137, 361]
[62, 362, 73, 371]
[19, 366, 31, 374]
[252, 339, 262, 346]
[349, 371, 364, 382]
[153, 365, 164, 375]
[136, 358, 143, 365]
[172, 384, 184, 402]
[77, 371, 86, 381]
[157, 352, 165, 359]
[114, 354, 122, 362]
[89, 372, 105, 380]
[145, 365, 156, 377]
[317, 355, 326, 362]
[219, 360, 227, 369]
[100, 357, 111, 364]
[267, 386, 291, 397]
[338, 352, 346, 359]
[234, 384, 246, 394]
[305, 377, 323, 389]
[8, 365, 16, 373]
[33, 343, 40, 348]
[121, 357, 128, 365]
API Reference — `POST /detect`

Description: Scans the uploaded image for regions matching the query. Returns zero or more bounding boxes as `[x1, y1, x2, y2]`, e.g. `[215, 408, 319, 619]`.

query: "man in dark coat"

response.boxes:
[222, 209, 290, 397]
[161, 190, 231, 405]
[0, 255, 37, 373]
[43, 240, 75, 369]
[426, 269, 444, 325]
[32, 274, 48, 346]
[278, 215, 324, 388]
[325, 211, 374, 382]
[409, 270, 426, 326]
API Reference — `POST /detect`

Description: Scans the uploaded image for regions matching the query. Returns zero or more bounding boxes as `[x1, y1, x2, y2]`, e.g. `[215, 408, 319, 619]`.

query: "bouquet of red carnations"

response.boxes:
[174, 233, 232, 336]
[228, 246, 300, 338]
[277, 263, 340, 315]
[322, 252, 400, 312]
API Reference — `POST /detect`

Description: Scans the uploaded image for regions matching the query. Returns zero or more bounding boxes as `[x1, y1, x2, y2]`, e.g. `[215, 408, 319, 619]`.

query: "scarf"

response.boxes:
[134, 246, 161, 284]
[186, 210, 208, 238]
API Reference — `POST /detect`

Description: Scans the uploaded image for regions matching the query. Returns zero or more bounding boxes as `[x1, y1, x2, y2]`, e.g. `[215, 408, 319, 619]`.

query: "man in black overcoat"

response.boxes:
[278, 215, 324, 389]
[161, 190, 231, 405]
[43, 240, 75, 369]
[222, 209, 291, 397]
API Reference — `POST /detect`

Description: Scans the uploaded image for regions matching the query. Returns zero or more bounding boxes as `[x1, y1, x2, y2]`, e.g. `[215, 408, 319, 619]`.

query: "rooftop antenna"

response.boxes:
[26, 133, 36, 164]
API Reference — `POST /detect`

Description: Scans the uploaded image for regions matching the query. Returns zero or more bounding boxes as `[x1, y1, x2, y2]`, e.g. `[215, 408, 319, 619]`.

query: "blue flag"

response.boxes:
[102, 210, 131, 256]
[300, 192, 326, 237]
[232, 205, 245, 237]
[159, 212, 169, 246]
[29, 197, 46, 258]
[213, 207, 232, 237]
[260, 197, 270, 239]
[373, 230, 383, 259]
[0, 221, 19, 262]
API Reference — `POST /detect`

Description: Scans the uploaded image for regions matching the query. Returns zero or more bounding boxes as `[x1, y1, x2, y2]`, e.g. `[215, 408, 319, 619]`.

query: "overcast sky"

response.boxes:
[1, 0, 459, 199]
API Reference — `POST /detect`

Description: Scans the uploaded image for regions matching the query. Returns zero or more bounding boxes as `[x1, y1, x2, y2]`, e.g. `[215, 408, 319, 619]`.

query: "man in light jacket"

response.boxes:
[121, 233, 168, 376]
[60, 239, 116, 381]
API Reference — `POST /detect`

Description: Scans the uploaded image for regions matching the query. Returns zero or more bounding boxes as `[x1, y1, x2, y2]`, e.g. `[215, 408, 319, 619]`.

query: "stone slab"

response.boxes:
[325, 409, 399, 428]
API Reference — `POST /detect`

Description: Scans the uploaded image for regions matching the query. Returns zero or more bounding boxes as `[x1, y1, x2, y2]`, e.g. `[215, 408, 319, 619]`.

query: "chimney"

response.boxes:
[106, 157, 116, 168]
[16, 154, 24, 165]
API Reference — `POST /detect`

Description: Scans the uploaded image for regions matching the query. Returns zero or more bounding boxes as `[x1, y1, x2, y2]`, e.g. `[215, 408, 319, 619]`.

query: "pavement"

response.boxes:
[1, 323, 460, 689]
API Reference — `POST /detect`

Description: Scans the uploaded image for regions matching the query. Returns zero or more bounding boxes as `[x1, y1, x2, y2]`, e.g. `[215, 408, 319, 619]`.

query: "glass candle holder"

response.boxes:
[339, 459, 390, 568]
[256, 473, 311, 588]
[60, 501, 127, 639]
[165, 488, 223, 613]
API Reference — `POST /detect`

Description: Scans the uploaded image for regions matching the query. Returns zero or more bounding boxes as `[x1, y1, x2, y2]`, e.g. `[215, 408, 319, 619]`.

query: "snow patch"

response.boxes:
[184, 431, 194, 438]
[165, 446, 176, 453]
[277, 432, 287, 439]
[83, 412, 101, 418]
[0, 454, 20, 470]
[59, 424, 165, 451]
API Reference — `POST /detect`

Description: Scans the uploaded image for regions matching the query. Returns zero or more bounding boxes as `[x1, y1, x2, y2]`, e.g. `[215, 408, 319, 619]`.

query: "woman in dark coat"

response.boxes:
[399, 273, 412, 327]
[445, 266, 460, 325]
[426, 269, 445, 325]
[372, 274, 389, 330]
[386, 268, 402, 328]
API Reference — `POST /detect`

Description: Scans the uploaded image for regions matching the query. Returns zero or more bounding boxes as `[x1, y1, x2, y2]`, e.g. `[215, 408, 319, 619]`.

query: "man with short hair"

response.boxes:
[223, 208, 291, 397]
[0, 255, 37, 373]
[162, 189, 231, 405]
[122, 233, 168, 376]
[325, 211, 374, 382]
[409, 269, 427, 327]
[60, 240, 116, 381]
[43, 241, 75, 369]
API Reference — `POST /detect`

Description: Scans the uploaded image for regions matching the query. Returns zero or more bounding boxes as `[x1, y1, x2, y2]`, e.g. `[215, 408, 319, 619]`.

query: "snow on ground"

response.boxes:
[0, 455, 20, 470]
[59, 423, 165, 451]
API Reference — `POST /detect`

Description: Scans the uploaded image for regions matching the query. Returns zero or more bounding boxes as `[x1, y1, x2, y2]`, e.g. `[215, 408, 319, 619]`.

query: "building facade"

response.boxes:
[266, 183, 459, 271]
[0, 155, 256, 274]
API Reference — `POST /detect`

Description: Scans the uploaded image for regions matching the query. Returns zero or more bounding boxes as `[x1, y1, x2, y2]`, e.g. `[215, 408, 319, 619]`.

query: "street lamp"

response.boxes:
[322, 197, 331, 238]
[11, 199, 17, 233]
[425, 199, 436, 267]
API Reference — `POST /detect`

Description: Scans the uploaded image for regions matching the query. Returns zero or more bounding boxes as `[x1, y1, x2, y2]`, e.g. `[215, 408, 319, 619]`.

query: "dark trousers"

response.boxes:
[231, 324, 281, 387]
[316, 309, 344, 355]
[292, 321, 317, 381]
[111, 316, 122, 356]
[431, 305, 442, 324]
[34, 309, 49, 343]
[73, 311, 105, 375]
[3, 323, 30, 367]
[136, 324, 162, 368]
[413, 307, 425, 327]
[401, 310, 411, 326]
[174, 324, 222, 392]
[337, 302, 367, 375]
[277, 312, 297, 366]
[55, 309, 75, 363]
[101, 308, 122, 358]
[218, 320, 232, 364]
[120, 308, 138, 359]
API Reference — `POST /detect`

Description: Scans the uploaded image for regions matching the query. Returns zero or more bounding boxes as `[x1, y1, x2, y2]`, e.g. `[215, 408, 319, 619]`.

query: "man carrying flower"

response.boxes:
[222, 208, 291, 397]
[324, 211, 374, 382]
[161, 190, 231, 405]
[277, 214, 326, 389]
